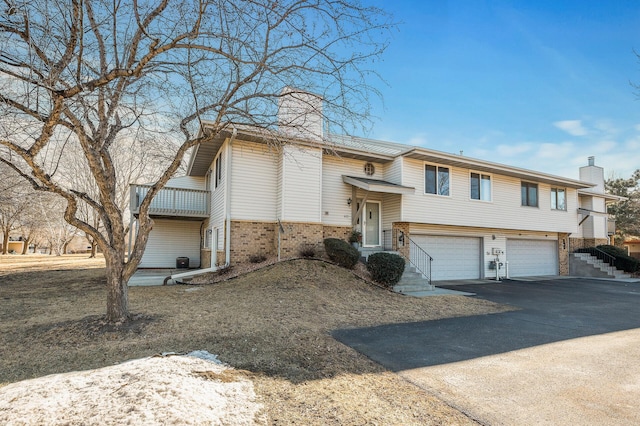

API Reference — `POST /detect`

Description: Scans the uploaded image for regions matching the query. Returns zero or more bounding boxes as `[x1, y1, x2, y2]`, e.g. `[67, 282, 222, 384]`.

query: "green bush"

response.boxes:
[367, 252, 406, 287]
[323, 238, 360, 269]
[597, 245, 640, 273]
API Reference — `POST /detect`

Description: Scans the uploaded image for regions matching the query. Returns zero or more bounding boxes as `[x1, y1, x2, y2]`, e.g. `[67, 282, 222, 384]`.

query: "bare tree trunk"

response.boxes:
[90, 242, 97, 258]
[104, 251, 129, 323]
[21, 239, 29, 255]
[2, 229, 9, 255]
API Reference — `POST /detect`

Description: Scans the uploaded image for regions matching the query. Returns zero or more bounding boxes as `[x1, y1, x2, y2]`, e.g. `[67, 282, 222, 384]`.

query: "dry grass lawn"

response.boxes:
[0, 254, 512, 424]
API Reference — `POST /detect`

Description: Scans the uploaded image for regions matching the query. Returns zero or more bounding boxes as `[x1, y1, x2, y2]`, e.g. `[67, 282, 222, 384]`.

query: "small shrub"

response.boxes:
[348, 230, 362, 244]
[323, 238, 360, 269]
[597, 245, 640, 273]
[216, 264, 233, 276]
[299, 244, 316, 258]
[248, 254, 267, 264]
[367, 252, 405, 287]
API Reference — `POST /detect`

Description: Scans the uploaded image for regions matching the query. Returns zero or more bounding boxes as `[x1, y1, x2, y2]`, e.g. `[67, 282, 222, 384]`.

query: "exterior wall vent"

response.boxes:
[364, 163, 375, 176]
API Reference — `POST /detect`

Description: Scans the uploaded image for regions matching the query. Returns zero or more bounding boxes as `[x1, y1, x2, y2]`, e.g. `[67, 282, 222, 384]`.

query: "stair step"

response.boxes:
[572, 252, 630, 279]
[394, 284, 434, 292]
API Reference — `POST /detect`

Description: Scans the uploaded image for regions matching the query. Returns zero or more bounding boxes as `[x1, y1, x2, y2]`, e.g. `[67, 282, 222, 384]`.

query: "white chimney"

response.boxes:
[277, 87, 324, 142]
[579, 156, 604, 194]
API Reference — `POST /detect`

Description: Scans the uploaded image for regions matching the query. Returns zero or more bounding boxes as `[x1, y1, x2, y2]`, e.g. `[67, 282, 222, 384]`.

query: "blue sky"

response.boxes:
[365, 1, 640, 180]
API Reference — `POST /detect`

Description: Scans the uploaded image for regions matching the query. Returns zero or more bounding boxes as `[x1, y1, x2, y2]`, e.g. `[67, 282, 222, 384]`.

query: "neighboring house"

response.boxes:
[624, 240, 640, 260]
[130, 89, 618, 281]
[0, 236, 25, 254]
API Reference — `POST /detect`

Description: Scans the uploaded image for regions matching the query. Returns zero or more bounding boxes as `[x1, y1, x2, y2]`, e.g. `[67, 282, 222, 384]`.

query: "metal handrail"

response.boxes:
[408, 236, 433, 285]
[575, 247, 616, 274]
[382, 229, 433, 285]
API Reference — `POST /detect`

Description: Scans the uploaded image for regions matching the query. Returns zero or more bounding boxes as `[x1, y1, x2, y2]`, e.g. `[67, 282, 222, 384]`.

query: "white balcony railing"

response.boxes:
[130, 184, 209, 218]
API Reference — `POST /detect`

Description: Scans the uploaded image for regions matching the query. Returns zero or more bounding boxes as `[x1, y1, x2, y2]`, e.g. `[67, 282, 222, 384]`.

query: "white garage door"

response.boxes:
[139, 219, 201, 268]
[506, 239, 558, 277]
[412, 235, 481, 281]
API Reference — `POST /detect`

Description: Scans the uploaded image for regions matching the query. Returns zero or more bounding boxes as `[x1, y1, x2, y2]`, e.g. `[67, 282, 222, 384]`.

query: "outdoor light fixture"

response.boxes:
[347, 198, 352, 206]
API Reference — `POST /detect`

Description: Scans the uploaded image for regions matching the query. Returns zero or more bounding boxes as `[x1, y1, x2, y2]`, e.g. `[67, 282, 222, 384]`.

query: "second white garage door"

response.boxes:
[412, 235, 481, 281]
[506, 239, 558, 277]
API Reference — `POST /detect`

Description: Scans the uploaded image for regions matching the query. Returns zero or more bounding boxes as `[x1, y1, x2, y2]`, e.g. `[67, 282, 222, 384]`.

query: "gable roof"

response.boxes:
[186, 123, 596, 190]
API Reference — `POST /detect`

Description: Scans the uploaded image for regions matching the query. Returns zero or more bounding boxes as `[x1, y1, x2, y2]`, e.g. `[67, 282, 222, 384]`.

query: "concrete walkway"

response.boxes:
[400, 328, 640, 425]
[128, 269, 176, 286]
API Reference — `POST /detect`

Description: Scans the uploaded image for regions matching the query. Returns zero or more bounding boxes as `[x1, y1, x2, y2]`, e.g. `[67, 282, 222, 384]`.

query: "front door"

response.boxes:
[363, 201, 381, 246]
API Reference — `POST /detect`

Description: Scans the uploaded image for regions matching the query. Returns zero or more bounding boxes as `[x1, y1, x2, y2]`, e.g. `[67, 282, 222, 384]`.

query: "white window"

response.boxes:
[470, 172, 491, 201]
[214, 153, 223, 189]
[205, 169, 212, 191]
[551, 188, 566, 210]
[521, 182, 538, 207]
[425, 164, 450, 196]
[203, 228, 213, 249]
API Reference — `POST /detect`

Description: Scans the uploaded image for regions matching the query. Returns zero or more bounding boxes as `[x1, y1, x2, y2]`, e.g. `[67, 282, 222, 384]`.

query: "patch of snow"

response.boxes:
[0, 355, 264, 425]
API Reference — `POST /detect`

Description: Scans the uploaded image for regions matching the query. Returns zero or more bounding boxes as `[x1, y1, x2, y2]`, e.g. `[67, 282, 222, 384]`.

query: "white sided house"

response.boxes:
[130, 90, 618, 282]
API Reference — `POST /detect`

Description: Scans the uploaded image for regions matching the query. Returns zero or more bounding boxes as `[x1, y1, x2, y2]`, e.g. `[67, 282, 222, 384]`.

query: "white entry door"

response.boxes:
[363, 201, 381, 246]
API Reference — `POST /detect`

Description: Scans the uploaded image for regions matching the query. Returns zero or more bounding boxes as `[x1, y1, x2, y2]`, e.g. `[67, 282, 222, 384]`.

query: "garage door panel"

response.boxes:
[507, 239, 557, 277]
[413, 235, 481, 280]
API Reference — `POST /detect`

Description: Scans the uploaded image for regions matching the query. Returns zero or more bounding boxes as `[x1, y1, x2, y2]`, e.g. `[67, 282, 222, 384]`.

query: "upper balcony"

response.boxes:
[608, 216, 616, 236]
[130, 184, 210, 219]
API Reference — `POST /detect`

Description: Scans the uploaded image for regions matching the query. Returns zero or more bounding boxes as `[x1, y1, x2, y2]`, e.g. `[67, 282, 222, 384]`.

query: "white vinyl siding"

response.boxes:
[276, 152, 283, 219]
[230, 140, 278, 221]
[139, 219, 201, 268]
[280, 145, 322, 222]
[412, 235, 481, 280]
[506, 239, 558, 277]
[162, 176, 206, 190]
[383, 157, 403, 185]
[209, 144, 227, 249]
[321, 155, 386, 226]
[381, 193, 401, 231]
[402, 158, 578, 234]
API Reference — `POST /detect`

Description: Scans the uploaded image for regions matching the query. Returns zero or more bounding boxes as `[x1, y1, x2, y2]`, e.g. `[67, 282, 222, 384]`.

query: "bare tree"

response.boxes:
[0, 0, 393, 322]
[17, 194, 48, 254]
[61, 135, 173, 258]
[0, 163, 30, 254]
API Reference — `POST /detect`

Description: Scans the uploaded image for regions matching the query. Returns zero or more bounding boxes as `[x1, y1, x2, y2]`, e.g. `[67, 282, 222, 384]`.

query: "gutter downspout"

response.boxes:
[165, 126, 238, 285]
[224, 126, 237, 268]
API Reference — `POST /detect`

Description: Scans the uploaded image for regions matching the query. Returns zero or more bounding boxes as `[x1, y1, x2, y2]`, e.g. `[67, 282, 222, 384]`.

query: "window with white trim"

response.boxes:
[470, 172, 491, 201]
[203, 228, 213, 249]
[521, 182, 538, 207]
[551, 188, 566, 210]
[214, 153, 223, 189]
[425, 164, 450, 196]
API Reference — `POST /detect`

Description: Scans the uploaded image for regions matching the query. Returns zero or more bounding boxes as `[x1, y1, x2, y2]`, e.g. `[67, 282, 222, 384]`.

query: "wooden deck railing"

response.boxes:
[130, 184, 209, 218]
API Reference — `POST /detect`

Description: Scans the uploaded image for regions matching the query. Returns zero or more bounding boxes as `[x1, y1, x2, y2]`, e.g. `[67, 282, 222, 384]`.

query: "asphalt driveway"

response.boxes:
[333, 278, 640, 425]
